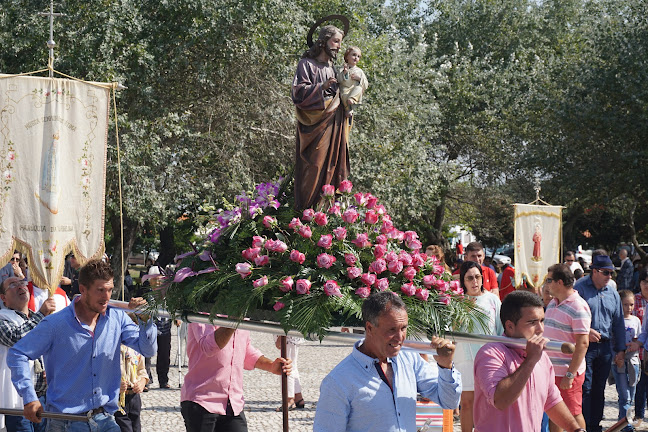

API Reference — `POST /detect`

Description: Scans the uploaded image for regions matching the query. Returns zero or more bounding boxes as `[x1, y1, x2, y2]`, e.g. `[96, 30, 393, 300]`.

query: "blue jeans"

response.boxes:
[636, 363, 648, 419]
[611, 362, 640, 420]
[5, 395, 47, 432]
[583, 341, 613, 432]
[46, 413, 120, 432]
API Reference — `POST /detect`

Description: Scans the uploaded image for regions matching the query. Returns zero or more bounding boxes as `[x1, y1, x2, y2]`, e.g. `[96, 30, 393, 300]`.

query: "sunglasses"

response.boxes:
[465, 274, 482, 282]
[595, 269, 614, 277]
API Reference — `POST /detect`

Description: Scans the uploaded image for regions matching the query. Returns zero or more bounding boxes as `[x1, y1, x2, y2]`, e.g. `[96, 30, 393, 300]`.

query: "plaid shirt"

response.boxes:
[0, 309, 47, 395]
[634, 293, 648, 360]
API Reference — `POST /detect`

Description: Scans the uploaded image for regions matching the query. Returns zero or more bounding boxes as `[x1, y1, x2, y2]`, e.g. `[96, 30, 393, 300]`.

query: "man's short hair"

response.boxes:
[547, 263, 574, 287]
[565, 251, 575, 258]
[465, 242, 483, 253]
[592, 249, 608, 257]
[362, 291, 406, 327]
[79, 259, 114, 287]
[500, 290, 543, 327]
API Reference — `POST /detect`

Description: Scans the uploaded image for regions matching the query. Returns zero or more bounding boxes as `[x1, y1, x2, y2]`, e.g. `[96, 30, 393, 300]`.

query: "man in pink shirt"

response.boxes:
[180, 324, 292, 432]
[473, 290, 584, 432]
[543, 263, 591, 431]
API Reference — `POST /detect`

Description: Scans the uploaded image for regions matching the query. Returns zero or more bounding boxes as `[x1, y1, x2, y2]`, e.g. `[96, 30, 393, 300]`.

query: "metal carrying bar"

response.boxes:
[0, 408, 88, 422]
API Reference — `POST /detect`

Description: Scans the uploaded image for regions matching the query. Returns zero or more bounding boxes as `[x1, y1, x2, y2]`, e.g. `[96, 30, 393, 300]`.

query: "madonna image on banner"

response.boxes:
[0, 74, 110, 292]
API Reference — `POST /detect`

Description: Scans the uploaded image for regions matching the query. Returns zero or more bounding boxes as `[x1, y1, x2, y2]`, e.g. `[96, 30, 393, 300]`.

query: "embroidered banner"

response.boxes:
[0, 74, 110, 292]
[513, 204, 562, 289]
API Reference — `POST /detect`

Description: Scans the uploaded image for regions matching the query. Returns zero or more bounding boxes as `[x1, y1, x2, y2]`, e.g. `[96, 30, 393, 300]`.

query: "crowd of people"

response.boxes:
[0, 241, 644, 432]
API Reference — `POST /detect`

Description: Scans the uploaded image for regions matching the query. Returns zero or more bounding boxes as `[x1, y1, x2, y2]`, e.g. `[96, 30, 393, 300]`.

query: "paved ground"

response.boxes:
[140, 326, 630, 431]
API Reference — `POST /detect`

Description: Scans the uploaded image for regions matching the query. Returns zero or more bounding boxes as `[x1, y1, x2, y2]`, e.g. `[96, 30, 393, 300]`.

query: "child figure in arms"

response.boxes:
[337, 46, 369, 118]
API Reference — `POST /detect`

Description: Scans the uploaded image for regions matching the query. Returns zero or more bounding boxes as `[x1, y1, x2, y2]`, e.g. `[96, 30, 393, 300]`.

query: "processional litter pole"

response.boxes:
[280, 336, 289, 432]
[0, 408, 88, 422]
[107, 300, 575, 360]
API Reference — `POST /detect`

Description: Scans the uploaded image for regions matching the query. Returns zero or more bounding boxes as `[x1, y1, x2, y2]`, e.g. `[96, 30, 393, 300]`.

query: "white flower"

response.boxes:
[82, 176, 91, 186]
[6, 151, 15, 161]
[3, 170, 11, 180]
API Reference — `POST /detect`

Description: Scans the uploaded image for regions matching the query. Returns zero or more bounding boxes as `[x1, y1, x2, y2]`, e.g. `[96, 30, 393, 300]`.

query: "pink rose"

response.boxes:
[242, 247, 260, 261]
[295, 279, 312, 295]
[323, 280, 343, 297]
[375, 235, 388, 245]
[365, 210, 379, 224]
[273, 301, 285, 311]
[254, 255, 270, 266]
[388, 260, 403, 274]
[344, 253, 357, 266]
[403, 231, 419, 243]
[351, 233, 372, 248]
[252, 236, 265, 248]
[354, 192, 368, 206]
[393, 230, 405, 242]
[338, 180, 353, 193]
[272, 240, 288, 253]
[342, 208, 359, 224]
[280, 276, 294, 292]
[406, 239, 422, 251]
[438, 294, 451, 305]
[412, 253, 426, 269]
[374, 204, 387, 215]
[263, 216, 277, 228]
[369, 259, 387, 274]
[385, 251, 399, 263]
[253, 276, 268, 288]
[403, 266, 417, 281]
[436, 279, 450, 292]
[235, 262, 252, 278]
[374, 244, 387, 259]
[366, 195, 378, 209]
[317, 234, 333, 249]
[381, 219, 394, 234]
[289, 250, 306, 264]
[263, 239, 276, 251]
[398, 251, 413, 266]
[333, 226, 347, 240]
[422, 274, 436, 289]
[328, 203, 341, 216]
[401, 283, 416, 296]
[322, 184, 335, 197]
[451, 281, 464, 296]
[302, 209, 315, 222]
[415, 288, 430, 301]
[298, 225, 312, 239]
[355, 286, 371, 298]
[347, 267, 362, 279]
[314, 212, 328, 226]
[288, 217, 302, 230]
[376, 278, 389, 291]
[361, 273, 377, 286]
[316, 253, 337, 269]
[432, 264, 445, 275]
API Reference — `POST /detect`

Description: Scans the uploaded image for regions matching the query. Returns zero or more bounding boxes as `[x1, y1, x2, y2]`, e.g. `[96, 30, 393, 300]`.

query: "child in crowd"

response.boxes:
[337, 46, 369, 118]
[115, 340, 149, 432]
[614, 290, 642, 421]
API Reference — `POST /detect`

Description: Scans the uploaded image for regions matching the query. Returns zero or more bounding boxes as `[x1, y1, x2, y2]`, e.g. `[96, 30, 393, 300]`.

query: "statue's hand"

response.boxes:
[322, 77, 337, 90]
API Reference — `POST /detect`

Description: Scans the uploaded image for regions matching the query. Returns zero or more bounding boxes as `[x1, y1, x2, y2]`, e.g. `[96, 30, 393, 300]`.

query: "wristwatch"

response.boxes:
[574, 429, 586, 432]
[565, 371, 575, 379]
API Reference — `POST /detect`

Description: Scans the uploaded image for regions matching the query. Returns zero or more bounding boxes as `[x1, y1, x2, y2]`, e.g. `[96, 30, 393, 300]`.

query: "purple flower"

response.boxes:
[173, 267, 197, 283]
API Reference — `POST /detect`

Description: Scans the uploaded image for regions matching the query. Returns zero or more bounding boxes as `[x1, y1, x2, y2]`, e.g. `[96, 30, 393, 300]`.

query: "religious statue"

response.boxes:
[36, 131, 61, 214]
[531, 223, 542, 262]
[292, 22, 351, 210]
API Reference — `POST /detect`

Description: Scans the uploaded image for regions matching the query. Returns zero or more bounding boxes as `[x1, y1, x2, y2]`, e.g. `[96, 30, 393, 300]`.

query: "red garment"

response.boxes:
[457, 243, 464, 255]
[26, 282, 69, 312]
[452, 265, 499, 292]
[498, 266, 516, 300]
[532, 232, 542, 259]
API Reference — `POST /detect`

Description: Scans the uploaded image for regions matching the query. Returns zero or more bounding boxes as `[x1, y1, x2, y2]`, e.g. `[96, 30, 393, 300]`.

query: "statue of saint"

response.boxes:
[36, 131, 61, 214]
[292, 25, 350, 210]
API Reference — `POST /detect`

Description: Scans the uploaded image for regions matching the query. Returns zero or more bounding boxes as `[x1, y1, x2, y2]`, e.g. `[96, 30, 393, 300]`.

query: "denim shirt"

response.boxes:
[313, 340, 461, 432]
[575, 275, 625, 352]
[7, 299, 157, 414]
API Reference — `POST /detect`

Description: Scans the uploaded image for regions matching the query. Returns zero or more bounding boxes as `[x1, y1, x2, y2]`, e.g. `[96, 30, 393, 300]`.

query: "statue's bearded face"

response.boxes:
[324, 32, 343, 60]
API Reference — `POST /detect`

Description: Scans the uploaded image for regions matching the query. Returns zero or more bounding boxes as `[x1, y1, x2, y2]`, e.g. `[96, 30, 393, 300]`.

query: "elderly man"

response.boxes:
[0, 277, 55, 432]
[575, 254, 625, 432]
[473, 290, 584, 432]
[617, 248, 634, 291]
[8, 259, 157, 432]
[313, 291, 461, 432]
[292, 24, 350, 209]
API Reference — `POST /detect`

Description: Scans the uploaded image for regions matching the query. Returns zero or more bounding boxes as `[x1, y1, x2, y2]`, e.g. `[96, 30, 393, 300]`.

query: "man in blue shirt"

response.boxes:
[8, 259, 157, 432]
[574, 254, 625, 432]
[313, 291, 461, 432]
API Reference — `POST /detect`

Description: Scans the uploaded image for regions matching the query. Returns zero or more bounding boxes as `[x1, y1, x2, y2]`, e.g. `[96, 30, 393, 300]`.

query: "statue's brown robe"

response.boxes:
[291, 57, 350, 210]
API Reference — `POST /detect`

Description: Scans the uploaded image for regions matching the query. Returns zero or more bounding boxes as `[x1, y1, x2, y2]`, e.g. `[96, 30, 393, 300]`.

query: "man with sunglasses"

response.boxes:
[0, 251, 27, 286]
[575, 254, 625, 432]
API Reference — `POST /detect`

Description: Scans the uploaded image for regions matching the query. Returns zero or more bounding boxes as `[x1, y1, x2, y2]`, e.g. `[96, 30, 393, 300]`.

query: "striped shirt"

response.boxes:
[544, 291, 591, 376]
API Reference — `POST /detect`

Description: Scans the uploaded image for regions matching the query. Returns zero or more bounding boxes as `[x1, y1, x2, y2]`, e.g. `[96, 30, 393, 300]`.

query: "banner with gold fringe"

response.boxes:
[0, 74, 109, 292]
[513, 203, 562, 290]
